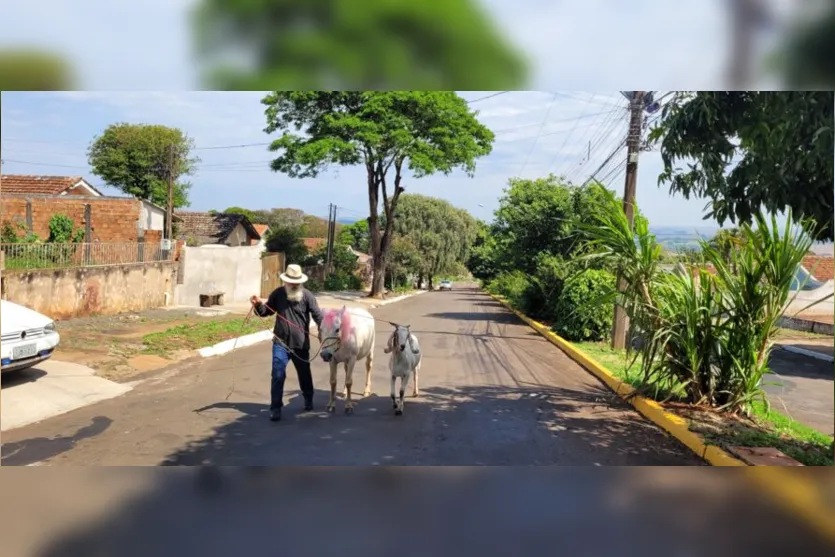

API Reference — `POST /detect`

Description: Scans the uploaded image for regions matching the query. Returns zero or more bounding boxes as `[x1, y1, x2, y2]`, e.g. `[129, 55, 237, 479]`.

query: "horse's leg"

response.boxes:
[363, 352, 373, 397]
[390, 374, 397, 409]
[413, 360, 421, 397]
[327, 360, 338, 413]
[344, 359, 356, 414]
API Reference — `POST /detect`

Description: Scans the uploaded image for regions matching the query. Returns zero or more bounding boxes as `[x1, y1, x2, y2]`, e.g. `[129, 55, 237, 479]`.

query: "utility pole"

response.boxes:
[325, 203, 335, 278]
[165, 144, 175, 242]
[611, 91, 645, 350]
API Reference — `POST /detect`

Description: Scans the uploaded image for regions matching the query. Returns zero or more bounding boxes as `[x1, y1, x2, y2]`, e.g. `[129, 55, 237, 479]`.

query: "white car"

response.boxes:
[1, 300, 60, 373]
[438, 280, 453, 291]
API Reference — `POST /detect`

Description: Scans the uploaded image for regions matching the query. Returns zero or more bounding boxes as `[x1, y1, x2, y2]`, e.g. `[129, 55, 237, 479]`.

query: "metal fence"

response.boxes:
[0, 242, 174, 271]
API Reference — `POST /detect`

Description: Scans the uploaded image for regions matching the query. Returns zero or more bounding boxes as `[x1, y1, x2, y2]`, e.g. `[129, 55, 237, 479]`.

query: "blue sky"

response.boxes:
[2, 90, 731, 231]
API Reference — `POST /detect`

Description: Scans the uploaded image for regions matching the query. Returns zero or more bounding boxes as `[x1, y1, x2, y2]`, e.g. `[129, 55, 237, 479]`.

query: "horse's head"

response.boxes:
[319, 306, 351, 362]
[385, 323, 419, 354]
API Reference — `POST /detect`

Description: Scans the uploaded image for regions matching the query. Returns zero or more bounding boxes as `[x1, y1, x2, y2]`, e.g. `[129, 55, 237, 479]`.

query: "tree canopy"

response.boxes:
[650, 91, 834, 240]
[261, 90, 494, 296]
[0, 50, 75, 90]
[391, 193, 478, 286]
[338, 220, 371, 254]
[87, 123, 199, 208]
[194, 0, 528, 90]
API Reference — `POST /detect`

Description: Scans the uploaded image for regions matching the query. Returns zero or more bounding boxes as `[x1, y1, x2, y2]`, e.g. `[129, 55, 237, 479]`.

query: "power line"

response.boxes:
[544, 93, 601, 176]
[518, 93, 558, 177]
[466, 91, 510, 104]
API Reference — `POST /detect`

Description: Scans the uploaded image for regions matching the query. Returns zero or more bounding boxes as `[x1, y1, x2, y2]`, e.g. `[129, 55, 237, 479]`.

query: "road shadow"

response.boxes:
[154, 376, 706, 467]
[1, 416, 112, 465]
[768, 349, 835, 382]
[425, 311, 521, 324]
[0, 367, 48, 388]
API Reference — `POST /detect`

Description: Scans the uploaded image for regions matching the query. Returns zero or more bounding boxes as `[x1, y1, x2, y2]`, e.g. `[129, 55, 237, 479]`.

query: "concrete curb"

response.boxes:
[197, 329, 273, 358]
[777, 344, 835, 363]
[488, 292, 835, 543]
[371, 289, 427, 307]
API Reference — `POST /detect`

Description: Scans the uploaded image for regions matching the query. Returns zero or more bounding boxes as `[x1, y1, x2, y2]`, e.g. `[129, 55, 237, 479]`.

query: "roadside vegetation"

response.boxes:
[471, 173, 833, 464]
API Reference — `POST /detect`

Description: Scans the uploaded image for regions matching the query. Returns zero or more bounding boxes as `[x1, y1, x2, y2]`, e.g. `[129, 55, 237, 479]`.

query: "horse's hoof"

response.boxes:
[327, 406, 335, 413]
[345, 407, 354, 415]
[394, 409, 403, 416]
[413, 392, 419, 398]
[363, 390, 371, 397]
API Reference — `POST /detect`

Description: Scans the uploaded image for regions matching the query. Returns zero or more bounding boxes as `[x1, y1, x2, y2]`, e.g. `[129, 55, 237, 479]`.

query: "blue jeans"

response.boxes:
[271, 342, 314, 410]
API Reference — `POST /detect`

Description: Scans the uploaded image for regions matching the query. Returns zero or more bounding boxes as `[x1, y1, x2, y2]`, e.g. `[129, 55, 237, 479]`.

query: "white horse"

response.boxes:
[383, 323, 421, 416]
[318, 305, 376, 414]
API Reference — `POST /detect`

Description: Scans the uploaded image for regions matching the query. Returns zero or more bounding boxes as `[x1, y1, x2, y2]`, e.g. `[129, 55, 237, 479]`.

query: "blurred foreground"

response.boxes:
[1, 0, 833, 89]
[0, 467, 832, 556]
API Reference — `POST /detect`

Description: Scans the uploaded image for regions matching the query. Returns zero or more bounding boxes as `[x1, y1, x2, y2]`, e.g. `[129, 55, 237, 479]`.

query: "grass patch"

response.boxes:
[774, 327, 832, 341]
[574, 341, 833, 466]
[141, 317, 273, 357]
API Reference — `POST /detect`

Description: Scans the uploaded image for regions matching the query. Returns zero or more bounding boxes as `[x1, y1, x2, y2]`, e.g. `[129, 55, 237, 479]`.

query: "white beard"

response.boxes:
[286, 284, 304, 302]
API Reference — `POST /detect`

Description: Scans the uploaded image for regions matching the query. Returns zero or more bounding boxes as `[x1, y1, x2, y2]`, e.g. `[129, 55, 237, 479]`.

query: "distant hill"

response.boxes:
[650, 226, 718, 252]
[337, 217, 360, 225]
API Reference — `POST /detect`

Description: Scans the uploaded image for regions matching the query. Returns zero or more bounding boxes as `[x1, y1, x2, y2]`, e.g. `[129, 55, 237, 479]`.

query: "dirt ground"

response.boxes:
[53, 307, 241, 382]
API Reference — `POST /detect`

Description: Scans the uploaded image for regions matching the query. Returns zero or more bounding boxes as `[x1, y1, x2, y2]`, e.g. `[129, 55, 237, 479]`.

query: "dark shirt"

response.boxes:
[255, 287, 324, 353]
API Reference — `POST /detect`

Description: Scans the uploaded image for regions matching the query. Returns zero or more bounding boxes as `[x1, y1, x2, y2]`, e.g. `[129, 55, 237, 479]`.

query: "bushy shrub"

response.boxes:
[323, 271, 362, 291]
[486, 271, 531, 307]
[552, 269, 616, 342]
[306, 278, 324, 292]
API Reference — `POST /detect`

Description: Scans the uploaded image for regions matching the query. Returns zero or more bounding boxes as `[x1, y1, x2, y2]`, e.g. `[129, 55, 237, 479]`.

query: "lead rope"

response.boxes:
[224, 299, 401, 401]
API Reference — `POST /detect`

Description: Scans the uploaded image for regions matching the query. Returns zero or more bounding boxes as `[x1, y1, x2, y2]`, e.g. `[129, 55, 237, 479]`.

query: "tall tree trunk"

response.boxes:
[368, 156, 404, 298]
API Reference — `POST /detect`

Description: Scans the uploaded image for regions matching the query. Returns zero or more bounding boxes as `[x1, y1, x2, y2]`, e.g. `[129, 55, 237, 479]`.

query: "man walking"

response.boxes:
[251, 263, 324, 421]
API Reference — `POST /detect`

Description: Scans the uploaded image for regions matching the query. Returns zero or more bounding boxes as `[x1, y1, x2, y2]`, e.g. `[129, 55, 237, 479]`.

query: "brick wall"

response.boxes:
[0, 194, 141, 242]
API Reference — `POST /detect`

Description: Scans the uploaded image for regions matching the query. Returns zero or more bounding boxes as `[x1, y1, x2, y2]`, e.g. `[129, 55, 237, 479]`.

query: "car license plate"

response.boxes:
[12, 343, 38, 360]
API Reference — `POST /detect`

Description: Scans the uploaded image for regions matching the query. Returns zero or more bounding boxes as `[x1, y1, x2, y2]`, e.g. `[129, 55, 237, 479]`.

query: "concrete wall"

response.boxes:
[175, 244, 262, 306]
[138, 200, 165, 231]
[2, 262, 177, 320]
[225, 223, 251, 247]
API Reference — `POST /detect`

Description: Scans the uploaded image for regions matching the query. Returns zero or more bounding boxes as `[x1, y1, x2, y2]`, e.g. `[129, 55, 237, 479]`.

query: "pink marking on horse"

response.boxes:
[339, 309, 353, 343]
[322, 310, 338, 330]
[321, 308, 354, 343]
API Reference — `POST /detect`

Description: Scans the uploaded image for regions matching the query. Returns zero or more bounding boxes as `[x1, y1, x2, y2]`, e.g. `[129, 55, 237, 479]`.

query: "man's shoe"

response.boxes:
[269, 409, 282, 421]
[303, 396, 313, 412]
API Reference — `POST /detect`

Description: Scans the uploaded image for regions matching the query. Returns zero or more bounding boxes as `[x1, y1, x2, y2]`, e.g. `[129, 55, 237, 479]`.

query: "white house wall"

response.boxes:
[175, 245, 263, 305]
[138, 201, 165, 231]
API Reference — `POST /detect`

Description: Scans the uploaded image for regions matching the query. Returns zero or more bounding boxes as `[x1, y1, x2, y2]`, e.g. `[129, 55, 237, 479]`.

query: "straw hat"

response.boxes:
[280, 263, 308, 284]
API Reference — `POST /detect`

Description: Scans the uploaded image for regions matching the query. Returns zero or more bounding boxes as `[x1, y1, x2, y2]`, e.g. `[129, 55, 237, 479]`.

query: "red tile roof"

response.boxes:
[174, 211, 261, 245]
[252, 223, 270, 238]
[802, 255, 834, 281]
[302, 237, 326, 251]
[1, 174, 100, 195]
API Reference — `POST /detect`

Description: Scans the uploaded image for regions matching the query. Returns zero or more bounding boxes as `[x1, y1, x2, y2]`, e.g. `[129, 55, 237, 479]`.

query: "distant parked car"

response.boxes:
[438, 280, 453, 291]
[1, 300, 60, 373]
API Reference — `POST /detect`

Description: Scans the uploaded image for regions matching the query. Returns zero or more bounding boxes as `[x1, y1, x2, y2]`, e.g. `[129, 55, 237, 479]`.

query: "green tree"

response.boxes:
[338, 220, 371, 253]
[222, 206, 260, 222]
[387, 235, 422, 288]
[88, 123, 200, 208]
[261, 91, 494, 297]
[392, 194, 478, 289]
[265, 224, 309, 264]
[0, 50, 75, 90]
[650, 91, 834, 240]
[193, 0, 528, 90]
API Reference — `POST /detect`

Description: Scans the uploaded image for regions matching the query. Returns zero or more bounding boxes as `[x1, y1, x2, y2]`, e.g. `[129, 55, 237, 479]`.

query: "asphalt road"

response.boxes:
[2, 285, 706, 466]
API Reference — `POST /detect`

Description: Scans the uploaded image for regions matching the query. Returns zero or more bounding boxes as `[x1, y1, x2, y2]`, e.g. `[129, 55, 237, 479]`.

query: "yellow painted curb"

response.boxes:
[488, 292, 835, 542]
